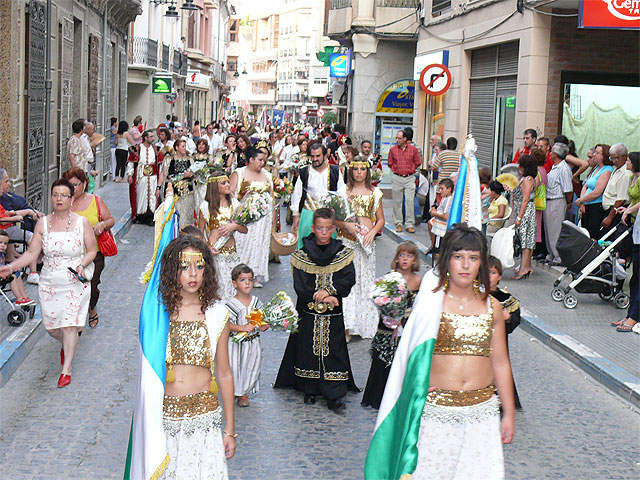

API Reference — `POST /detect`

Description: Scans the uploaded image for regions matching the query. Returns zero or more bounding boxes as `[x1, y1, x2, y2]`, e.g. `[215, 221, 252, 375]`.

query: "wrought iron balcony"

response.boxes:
[331, 0, 352, 8]
[128, 36, 158, 68]
[173, 50, 188, 76]
[161, 44, 170, 71]
[376, 0, 419, 6]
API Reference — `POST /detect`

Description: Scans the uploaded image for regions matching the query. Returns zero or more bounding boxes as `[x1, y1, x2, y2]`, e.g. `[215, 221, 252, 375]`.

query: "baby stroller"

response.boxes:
[551, 220, 631, 309]
[1, 272, 37, 326]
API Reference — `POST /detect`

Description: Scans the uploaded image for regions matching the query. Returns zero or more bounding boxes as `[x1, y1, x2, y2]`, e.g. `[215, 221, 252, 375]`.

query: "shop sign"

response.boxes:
[186, 70, 211, 89]
[376, 80, 415, 114]
[152, 76, 172, 94]
[329, 51, 351, 78]
[578, 0, 640, 29]
[413, 50, 449, 80]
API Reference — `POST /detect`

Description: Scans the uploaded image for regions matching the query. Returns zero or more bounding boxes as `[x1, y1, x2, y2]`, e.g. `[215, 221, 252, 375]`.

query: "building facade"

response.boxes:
[414, 0, 640, 175]
[326, 0, 419, 151]
[0, 0, 140, 210]
[128, 0, 231, 132]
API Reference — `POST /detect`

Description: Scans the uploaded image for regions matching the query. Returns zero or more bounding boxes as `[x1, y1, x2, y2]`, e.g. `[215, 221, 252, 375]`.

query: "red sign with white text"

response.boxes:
[579, 0, 640, 29]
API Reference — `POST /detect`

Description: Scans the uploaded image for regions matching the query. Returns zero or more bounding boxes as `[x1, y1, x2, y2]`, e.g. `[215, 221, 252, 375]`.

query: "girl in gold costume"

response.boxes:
[199, 173, 247, 300]
[159, 235, 236, 479]
[336, 158, 385, 339]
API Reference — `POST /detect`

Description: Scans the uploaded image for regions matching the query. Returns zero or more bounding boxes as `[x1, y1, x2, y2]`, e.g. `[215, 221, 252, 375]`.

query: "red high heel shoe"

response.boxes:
[57, 374, 71, 388]
[60, 348, 64, 365]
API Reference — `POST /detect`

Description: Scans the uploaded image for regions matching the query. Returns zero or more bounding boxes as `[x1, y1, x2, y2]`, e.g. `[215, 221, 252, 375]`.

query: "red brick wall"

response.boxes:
[544, 15, 640, 136]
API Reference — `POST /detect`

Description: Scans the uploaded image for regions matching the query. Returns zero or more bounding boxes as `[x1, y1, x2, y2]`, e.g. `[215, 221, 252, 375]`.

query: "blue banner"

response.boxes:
[272, 109, 285, 126]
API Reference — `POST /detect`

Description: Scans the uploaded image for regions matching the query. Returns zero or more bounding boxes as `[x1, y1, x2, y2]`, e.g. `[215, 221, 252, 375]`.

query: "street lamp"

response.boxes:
[150, 1, 180, 23]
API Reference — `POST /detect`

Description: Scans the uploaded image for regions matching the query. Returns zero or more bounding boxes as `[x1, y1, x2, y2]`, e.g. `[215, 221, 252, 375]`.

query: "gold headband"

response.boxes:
[207, 175, 229, 184]
[350, 161, 371, 169]
[179, 251, 206, 268]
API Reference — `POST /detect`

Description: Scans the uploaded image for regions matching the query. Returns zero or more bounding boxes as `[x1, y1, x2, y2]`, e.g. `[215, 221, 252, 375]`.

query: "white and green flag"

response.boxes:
[364, 271, 443, 480]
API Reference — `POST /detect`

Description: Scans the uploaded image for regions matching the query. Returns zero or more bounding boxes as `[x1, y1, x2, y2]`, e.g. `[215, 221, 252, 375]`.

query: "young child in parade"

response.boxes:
[0, 231, 35, 307]
[226, 264, 268, 408]
[361, 241, 422, 409]
[427, 178, 454, 254]
[488, 255, 522, 410]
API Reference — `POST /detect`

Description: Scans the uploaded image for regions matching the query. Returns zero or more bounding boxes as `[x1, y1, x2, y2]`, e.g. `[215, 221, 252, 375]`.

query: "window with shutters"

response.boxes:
[467, 42, 519, 172]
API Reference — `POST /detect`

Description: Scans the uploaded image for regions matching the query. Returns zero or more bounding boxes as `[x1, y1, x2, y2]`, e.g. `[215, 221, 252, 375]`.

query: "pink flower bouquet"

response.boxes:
[212, 192, 272, 250]
[369, 271, 409, 335]
[231, 291, 299, 343]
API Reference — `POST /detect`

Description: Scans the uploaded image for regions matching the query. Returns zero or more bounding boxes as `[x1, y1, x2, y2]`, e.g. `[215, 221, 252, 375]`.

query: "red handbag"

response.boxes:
[95, 196, 118, 256]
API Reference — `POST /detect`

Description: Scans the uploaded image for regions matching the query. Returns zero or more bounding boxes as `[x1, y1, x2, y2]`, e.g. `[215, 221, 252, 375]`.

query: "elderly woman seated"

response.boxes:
[0, 169, 43, 283]
[487, 180, 510, 233]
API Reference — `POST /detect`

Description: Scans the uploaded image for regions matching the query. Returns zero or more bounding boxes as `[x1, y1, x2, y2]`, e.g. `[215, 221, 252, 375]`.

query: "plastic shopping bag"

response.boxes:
[490, 225, 515, 268]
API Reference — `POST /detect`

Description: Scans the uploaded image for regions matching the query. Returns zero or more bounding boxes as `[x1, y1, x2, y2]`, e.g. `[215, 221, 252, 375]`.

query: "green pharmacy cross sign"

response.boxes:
[153, 76, 172, 94]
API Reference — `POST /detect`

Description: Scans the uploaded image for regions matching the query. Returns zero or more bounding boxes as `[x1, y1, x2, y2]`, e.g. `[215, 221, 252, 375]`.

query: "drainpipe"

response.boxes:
[43, 0, 52, 211]
[100, 1, 108, 187]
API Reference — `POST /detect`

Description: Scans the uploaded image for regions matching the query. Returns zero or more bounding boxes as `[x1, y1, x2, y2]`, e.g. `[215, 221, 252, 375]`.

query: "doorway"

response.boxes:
[493, 95, 516, 175]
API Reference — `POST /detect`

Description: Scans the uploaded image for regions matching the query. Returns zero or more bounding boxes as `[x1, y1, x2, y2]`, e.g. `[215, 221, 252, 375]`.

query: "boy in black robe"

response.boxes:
[274, 207, 358, 411]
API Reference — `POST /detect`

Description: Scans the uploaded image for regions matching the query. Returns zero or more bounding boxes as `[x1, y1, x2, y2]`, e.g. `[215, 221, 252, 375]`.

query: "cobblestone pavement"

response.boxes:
[0, 229, 637, 479]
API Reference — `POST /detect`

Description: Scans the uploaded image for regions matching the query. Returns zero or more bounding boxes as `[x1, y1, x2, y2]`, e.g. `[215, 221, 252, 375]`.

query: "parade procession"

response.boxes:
[0, 0, 638, 479]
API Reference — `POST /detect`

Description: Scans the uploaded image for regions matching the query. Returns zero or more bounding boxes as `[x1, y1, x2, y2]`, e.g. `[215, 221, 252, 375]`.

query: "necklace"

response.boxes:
[446, 292, 476, 311]
[51, 211, 72, 232]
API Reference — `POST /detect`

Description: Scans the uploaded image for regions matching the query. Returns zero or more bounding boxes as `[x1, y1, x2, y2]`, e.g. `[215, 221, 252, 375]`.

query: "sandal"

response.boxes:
[611, 319, 626, 327]
[89, 314, 99, 328]
[616, 323, 635, 332]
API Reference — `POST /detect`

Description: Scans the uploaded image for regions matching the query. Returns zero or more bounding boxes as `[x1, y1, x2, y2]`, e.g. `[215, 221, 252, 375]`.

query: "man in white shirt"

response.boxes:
[178, 126, 197, 154]
[204, 123, 224, 154]
[281, 135, 296, 166]
[544, 143, 574, 265]
[273, 128, 285, 159]
[601, 143, 632, 233]
[81, 122, 95, 173]
[291, 142, 346, 248]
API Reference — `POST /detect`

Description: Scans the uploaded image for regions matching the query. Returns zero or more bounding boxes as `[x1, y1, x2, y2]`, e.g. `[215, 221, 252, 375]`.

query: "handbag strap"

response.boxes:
[95, 195, 102, 222]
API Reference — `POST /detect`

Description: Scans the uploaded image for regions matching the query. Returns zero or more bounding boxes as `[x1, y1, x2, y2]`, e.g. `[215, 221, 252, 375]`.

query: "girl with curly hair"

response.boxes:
[159, 235, 236, 478]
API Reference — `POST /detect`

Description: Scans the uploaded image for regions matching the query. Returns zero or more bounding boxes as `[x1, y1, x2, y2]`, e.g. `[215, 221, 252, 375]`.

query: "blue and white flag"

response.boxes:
[447, 136, 482, 231]
[124, 199, 178, 480]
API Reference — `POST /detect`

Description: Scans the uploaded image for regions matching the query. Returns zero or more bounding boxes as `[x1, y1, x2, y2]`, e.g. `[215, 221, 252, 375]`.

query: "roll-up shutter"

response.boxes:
[468, 42, 519, 169]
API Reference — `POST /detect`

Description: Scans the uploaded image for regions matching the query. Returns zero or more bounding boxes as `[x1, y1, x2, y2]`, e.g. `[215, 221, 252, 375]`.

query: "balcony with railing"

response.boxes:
[277, 92, 308, 104]
[161, 44, 170, 70]
[129, 37, 159, 69]
[173, 50, 188, 77]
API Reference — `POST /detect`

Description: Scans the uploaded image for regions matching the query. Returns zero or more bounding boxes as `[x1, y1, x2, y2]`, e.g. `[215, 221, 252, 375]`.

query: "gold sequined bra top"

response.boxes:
[349, 193, 377, 220]
[166, 320, 212, 368]
[433, 303, 494, 357]
[207, 204, 234, 233]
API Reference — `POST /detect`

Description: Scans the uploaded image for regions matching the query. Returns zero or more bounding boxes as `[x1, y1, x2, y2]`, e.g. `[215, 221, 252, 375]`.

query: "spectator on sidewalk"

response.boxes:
[626, 152, 640, 220]
[487, 180, 509, 233]
[512, 128, 537, 164]
[68, 118, 88, 173]
[110, 117, 118, 179]
[577, 144, 613, 239]
[430, 137, 459, 181]
[536, 137, 554, 173]
[388, 128, 421, 233]
[544, 143, 573, 265]
[0, 169, 44, 232]
[613, 199, 639, 332]
[427, 178, 453, 252]
[0, 230, 35, 306]
[531, 148, 549, 261]
[600, 143, 632, 235]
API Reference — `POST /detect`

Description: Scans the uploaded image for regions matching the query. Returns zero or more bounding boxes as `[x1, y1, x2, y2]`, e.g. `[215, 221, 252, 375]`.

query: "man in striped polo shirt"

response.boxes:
[430, 137, 460, 181]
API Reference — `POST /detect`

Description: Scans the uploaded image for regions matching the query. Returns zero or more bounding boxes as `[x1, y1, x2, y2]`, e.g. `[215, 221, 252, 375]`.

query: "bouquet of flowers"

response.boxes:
[371, 168, 383, 184]
[273, 177, 294, 204]
[288, 153, 311, 172]
[320, 192, 374, 256]
[231, 291, 299, 343]
[212, 192, 272, 250]
[208, 153, 227, 172]
[369, 271, 409, 339]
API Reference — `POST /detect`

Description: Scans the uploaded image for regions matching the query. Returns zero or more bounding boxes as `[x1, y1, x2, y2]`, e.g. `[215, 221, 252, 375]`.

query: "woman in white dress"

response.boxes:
[336, 158, 385, 340]
[199, 173, 247, 300]
[229, 148, 274, 287]
[159, 235, 236, 479]
[0, 179, 97, 388]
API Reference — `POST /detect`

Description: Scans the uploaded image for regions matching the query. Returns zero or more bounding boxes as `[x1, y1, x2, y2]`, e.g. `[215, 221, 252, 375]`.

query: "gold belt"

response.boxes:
[426, 385, 495, 407]
[143, 164, 154, 176]
[307, 301, 334, 314]
[217, 244, 237, 255]
[163, 391, 219, 419]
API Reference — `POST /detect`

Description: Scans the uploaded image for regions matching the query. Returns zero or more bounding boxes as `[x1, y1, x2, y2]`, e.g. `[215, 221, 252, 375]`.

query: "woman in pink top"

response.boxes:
[129, 115, 143, 146]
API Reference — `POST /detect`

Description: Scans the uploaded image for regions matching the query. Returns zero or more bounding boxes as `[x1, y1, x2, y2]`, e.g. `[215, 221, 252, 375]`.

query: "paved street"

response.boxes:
[0, 226, 638, 479]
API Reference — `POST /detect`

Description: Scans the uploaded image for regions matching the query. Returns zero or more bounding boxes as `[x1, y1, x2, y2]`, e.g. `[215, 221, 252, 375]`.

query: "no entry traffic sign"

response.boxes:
[419, 63, 452, 96]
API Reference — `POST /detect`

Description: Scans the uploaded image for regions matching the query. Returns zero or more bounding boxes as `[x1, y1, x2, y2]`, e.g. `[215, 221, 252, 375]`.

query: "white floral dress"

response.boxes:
[39, 216, 92, 330]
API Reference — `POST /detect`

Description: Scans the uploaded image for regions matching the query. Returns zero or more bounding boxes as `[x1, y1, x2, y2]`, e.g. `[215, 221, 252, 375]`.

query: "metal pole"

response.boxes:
[43, 0, 52, 211]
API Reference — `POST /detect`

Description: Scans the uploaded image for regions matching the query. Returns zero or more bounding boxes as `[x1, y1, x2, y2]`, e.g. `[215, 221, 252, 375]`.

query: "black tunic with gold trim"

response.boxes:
[274, 234, 359, 400]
